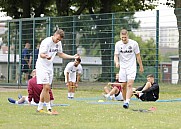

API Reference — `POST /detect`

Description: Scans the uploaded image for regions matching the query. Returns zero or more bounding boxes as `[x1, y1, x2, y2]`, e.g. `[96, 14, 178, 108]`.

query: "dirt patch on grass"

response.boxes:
[0, 87, 25, 92]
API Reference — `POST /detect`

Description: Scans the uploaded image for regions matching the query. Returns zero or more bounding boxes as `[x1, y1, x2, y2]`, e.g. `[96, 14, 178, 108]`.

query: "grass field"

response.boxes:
[1, 83, 181, 129]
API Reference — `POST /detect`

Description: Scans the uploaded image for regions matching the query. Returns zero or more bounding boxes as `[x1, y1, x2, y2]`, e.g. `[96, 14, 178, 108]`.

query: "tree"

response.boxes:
[0, 0, 156, 81]
[174, 0, 181, 83]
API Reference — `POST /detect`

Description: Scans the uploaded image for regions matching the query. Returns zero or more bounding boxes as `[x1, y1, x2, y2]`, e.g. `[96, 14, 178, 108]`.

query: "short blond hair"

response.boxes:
[120, 29, 128, 35]
[55, 29, 65, 38]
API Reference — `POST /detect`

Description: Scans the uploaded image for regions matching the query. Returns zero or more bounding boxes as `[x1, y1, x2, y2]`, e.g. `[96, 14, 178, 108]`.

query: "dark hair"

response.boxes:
[76, 58, 81, 63]
[147, 74, 154, 78]
[55, 29, 65, 38]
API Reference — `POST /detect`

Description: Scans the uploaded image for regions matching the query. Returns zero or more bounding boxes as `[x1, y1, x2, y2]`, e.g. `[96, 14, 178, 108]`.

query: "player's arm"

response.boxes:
[57, 52, 79, 59]
[28, 56, 32, 68]
[40, 53, 51, 60]
[114, 54, 119, 68]
[142, 83, 159, 93]
[76, 73, 81, 83]
[66, 72, 69, 84]
[136, 53, 144, 73]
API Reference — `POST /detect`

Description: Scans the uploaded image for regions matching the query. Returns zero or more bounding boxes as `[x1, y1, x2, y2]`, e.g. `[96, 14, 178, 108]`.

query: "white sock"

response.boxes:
[124, 100, 126, 103]
[37, 102, 44, 111]
[15, 101, 18, 104]
[68, 92, 71, 97]
[46, 102, 52, 111]
[106, 94, 110, 97]
[139, 93, 144, 97]
[71, 93, 75, 97]
[126, 99, 130, 104]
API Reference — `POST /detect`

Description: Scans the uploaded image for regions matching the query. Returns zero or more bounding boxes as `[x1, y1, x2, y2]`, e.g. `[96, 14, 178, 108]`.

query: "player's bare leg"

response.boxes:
[121, 82, 127, 102]
[67, 82, 72, 99]
[37, 84, 51, 111]
[123, 80, 134, 109]
[104, 86, 111, 94]
[141, 82, 151, 91]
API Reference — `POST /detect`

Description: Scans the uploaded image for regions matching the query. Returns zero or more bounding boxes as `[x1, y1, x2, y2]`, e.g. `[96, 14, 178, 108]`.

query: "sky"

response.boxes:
[134, 0, 177, 27]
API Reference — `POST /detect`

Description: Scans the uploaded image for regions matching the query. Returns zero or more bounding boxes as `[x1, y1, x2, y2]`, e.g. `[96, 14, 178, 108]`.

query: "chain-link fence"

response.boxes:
[0, 9, 180, 86]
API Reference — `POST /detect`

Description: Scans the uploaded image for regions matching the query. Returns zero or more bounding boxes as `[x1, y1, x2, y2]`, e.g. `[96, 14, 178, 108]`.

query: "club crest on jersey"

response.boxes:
[56, 44, 58, 48]
[128, 46, 132, 49]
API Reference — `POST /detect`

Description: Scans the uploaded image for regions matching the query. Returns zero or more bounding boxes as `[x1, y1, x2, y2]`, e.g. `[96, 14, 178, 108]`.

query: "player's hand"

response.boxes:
[74, 54, 80, 59]
[44, 54, 51, 60]
[139, 66, 144, 74]
[75, 83, 78, 88]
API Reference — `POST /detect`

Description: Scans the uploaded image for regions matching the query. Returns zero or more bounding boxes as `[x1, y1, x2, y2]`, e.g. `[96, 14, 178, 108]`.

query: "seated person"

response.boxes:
[133, 74, 159, 101]
[8, 69, 54, 105]
[103, 74, 123, 101]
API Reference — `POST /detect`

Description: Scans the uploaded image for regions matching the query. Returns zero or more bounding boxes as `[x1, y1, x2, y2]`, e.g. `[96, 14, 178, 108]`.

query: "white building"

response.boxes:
[169, 55, 179, 84]
[0, 54, 102, 82]
[134, 0, 178, 48]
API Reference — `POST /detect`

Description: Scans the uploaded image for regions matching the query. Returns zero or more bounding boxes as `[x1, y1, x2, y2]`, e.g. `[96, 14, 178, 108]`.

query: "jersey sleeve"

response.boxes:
[114, 42, 120, 55]
[39, 39, 49, 54]
[64, 62, 72, 73]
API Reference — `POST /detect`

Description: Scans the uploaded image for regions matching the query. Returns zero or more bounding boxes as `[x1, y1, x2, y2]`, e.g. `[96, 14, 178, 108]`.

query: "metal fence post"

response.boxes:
[7, 21, 10, 83]
[72, 16, 76, 55]
[111, 13, 115, 82]
[18, 20, 22, 85]
[156, 10, 159, 83]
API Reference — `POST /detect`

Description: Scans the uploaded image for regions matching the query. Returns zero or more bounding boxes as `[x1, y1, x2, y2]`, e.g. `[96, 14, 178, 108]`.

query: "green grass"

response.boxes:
[1, 84, 181, 129]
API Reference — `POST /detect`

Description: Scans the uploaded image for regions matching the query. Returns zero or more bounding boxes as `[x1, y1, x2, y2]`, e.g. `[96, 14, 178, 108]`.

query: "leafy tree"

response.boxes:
[174, 0, 181, 83]
[149, 0, 181, 83]
[0, 0, 156, 81]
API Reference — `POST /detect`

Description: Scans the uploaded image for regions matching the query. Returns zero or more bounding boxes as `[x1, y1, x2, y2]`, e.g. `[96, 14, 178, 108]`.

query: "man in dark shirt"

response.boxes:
[29, 43, 40, 69]
[8, 69, 54, 105]
[21, 42, 31, 84]
[133, 74, 159, 101]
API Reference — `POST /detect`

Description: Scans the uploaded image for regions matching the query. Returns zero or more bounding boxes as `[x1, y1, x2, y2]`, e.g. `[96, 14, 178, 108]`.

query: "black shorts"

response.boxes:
[21, 64, 29, 73]
[140, 93, 158, 101]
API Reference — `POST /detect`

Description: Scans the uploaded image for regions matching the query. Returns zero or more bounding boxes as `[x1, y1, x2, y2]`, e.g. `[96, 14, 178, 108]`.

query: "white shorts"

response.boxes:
[110, 92, 123, 101]
[119, 67, 136, 82]
[64, 72, 76, 83]
[36, 69, 53, 84]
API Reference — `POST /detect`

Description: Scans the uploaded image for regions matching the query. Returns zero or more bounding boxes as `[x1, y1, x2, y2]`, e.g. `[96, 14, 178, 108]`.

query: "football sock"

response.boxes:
[68, 92, 71, 98]
[37, 102, 44, 111]
[71, 93, 75, 98]
[46, 102, 52, 111]
[126, 99, 130, 104]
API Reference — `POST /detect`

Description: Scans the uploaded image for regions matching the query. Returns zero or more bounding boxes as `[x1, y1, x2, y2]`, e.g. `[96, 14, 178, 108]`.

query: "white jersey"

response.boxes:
[114, 39, 140, 69]
[64, 62, 82, 75]
[36, 36, 63, 71]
